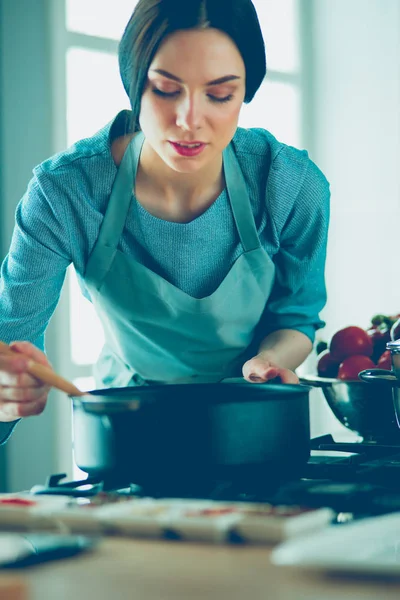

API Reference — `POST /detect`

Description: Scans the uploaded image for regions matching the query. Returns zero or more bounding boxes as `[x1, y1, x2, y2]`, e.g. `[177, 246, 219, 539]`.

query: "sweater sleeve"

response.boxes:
[261, 157, 330, 343]
[0, 175, 71, 349]
[0, 175, 72, 444]
[0, 421, 20, 445]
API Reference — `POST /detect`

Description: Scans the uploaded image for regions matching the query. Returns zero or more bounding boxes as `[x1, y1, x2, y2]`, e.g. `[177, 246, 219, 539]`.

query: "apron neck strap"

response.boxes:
[223, 142, 260, 252]
[96, 132, 145, 249]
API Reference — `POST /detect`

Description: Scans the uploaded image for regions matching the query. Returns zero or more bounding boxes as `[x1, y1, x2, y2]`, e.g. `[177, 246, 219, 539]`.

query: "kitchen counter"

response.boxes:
[4, 537, 400, 600]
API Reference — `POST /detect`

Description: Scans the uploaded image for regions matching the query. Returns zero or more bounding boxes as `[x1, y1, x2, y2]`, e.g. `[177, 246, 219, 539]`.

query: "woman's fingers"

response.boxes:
[1, 394, 48, 419]
[9, 341, 51, 367]
[242, 355, 299, 384]
[247, 367, 279, 382]
[0, 353, 29, 373]
[0, 385, 50, 402]
[243, 356, 277, 382]
[0, 380, 50, 420]
[0, 343, 50, 420]
[0, 370, 45, 389]
[0, 341, 51, 388]
[0, 355, 44, 388]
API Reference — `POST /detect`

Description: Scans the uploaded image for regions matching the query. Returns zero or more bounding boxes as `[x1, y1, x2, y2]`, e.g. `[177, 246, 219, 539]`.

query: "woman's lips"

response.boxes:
[169, 141, 207, 157]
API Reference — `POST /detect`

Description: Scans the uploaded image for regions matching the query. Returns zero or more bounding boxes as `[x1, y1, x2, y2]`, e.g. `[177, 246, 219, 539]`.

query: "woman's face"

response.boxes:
[139, 28, 246, 174]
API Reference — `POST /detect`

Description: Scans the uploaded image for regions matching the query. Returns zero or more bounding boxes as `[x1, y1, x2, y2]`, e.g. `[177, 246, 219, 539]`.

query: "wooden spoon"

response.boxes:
[0, 341, 86, 396]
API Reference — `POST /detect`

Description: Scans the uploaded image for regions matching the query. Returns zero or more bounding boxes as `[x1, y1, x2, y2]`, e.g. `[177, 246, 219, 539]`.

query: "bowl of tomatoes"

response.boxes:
[300, 315, 400, 443]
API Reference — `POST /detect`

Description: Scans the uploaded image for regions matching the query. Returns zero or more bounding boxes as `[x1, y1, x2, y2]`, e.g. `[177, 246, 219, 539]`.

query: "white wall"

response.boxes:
[314, 0, 400, 332]
[306, 0, 400, 438]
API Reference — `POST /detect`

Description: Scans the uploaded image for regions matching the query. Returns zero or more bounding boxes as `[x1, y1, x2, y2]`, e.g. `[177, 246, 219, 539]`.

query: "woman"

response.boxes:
[0, 0, 329, 437]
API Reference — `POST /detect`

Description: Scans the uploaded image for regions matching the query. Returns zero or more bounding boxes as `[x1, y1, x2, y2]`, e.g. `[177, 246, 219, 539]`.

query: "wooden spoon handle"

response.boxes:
[0, 341, 85, 397]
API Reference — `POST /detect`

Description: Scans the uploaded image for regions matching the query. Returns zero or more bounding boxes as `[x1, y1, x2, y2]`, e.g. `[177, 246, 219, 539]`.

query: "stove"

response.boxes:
[275, 434, 400, 516]
[28, 434, 400, 519]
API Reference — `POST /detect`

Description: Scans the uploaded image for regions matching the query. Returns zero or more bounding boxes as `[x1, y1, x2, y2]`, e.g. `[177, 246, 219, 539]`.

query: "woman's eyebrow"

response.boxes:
[150, 69, 241, 86]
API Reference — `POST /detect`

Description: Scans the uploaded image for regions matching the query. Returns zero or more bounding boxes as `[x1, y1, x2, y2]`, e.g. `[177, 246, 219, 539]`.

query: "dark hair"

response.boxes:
[118, 0, 267, 132]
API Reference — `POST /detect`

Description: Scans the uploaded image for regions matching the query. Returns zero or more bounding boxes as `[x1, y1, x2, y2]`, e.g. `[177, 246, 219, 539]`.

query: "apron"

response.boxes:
[84, 132, 276, 388]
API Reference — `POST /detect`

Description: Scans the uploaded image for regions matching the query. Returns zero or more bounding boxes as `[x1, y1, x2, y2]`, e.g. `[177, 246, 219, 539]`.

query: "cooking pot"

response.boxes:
[70, 378, 311, 496]
[359, 340, 400, 429]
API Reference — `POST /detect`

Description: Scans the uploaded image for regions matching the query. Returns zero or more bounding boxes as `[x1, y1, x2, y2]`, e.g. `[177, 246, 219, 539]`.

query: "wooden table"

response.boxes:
[3, 537, 400, 600]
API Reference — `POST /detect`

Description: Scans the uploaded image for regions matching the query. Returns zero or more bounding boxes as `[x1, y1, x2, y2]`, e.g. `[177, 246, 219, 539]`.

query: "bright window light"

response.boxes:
[252, 0, 300, 74]
[239, 81, 301, 148]
[66, 47, 130, 145]
[66, 0, 137, 40]
[69, 268, 104, 366]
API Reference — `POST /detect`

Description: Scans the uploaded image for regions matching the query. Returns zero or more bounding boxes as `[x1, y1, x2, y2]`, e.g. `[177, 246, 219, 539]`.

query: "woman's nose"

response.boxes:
[175, 94, 203, 131]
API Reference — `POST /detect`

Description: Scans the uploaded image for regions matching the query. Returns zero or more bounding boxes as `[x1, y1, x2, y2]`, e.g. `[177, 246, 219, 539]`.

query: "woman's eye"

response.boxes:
[151, 88, 233, 104]
[208, 94, 234, 104]
[152, 88, 180, 98]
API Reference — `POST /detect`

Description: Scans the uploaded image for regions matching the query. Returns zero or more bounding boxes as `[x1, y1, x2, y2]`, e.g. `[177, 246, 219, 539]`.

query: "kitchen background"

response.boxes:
[0, 0, 399, 493]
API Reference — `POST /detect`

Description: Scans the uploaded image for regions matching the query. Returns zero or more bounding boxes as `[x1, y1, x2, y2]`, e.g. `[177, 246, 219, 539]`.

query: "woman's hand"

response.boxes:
[0, 342, 51, 422]
[242, 351, 299, 384]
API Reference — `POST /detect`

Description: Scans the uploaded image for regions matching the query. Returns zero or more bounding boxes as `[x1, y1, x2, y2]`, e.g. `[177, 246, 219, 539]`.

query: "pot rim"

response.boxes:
[69, 380, 311, 413]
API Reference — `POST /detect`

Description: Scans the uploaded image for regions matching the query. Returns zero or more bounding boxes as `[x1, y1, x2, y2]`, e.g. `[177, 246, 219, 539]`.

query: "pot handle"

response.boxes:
[359, 368, 400, 385]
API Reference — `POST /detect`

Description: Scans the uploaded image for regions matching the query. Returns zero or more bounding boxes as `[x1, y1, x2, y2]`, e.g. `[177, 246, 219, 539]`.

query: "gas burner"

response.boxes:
[30, 474, 104, 497]
[29, 473, 277, 504]
[30, 473, 143, 498]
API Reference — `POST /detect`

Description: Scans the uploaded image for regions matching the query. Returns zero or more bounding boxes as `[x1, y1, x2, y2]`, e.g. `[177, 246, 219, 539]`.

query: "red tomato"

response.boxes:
[337, 355, 376, 381]
[330, 326, 373, 361]
[317, 350, 340, 378]
[377, 350, 392, 370]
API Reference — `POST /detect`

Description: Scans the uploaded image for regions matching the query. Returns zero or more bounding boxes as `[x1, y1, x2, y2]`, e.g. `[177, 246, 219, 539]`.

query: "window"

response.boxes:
[66, 48, 129, 145]
[240, 81, 300, 146]
[66, 0, 135, 41]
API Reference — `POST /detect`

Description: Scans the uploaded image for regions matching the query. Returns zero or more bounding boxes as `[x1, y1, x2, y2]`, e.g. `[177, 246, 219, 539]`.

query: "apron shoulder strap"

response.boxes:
[223, 142, 261, 253]
[85, 132, 144, 284]
[97, 132, 144, 249]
